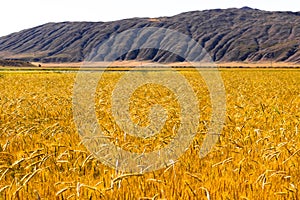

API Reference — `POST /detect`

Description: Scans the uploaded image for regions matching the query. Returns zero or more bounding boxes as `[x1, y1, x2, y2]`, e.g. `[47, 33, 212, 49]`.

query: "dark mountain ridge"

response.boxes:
[1, 7, 300, 63]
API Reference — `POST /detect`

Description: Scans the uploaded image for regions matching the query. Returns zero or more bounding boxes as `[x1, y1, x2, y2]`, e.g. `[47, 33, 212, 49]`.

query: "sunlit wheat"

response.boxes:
[0, 69, 299, 199]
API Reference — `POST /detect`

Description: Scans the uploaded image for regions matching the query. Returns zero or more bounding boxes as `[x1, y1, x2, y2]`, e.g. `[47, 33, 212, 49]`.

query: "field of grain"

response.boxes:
[0, 69, 299, 199]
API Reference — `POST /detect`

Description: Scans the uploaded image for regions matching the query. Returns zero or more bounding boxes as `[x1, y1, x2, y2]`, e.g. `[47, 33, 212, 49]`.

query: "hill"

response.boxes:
[0, 59, 36, 67]
[0, 7, 300, 63]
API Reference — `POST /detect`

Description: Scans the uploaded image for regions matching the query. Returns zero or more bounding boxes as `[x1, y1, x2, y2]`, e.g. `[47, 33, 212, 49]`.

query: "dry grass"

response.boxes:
[0, 69, 299, 199]
[28, 61, 300, 68]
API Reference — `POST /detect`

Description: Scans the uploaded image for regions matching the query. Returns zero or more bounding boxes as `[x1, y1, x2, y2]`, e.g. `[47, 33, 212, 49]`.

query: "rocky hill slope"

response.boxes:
[0, 7, 300, 63]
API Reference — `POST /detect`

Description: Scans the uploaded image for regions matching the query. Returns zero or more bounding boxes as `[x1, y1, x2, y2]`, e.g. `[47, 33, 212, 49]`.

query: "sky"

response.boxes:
[1, 0, 300, 37]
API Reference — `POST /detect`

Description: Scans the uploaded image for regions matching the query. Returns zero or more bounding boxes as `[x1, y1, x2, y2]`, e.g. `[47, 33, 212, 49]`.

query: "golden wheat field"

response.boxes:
[0, 69, 299, 200]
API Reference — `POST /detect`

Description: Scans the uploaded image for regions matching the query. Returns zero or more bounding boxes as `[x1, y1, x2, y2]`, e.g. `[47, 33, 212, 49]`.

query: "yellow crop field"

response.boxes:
[0, 69, 299, 199]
